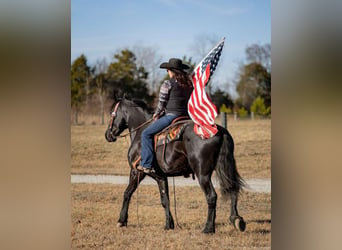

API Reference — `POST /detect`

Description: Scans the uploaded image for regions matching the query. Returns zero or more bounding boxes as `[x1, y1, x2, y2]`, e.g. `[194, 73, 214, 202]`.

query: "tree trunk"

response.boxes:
[99, 91, 105, 125]
[101, 110, 104, 125]
[74, 110, 78, 125]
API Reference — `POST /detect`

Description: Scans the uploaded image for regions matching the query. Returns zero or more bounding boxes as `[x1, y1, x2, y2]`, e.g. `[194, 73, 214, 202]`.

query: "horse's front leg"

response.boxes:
[156, 177, 174, 230]
[117, 169, 145, 227]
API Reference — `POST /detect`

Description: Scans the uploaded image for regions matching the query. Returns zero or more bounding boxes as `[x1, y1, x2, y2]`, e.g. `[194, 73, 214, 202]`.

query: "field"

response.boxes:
[71, 118, 271, 249]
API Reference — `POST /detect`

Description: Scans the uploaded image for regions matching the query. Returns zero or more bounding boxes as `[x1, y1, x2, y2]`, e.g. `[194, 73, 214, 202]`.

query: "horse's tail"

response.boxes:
[215, 130, 245, 200]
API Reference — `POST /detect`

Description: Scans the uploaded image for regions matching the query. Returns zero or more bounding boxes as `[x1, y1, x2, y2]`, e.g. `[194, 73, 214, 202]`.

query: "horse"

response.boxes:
[105, 98, 246, 233]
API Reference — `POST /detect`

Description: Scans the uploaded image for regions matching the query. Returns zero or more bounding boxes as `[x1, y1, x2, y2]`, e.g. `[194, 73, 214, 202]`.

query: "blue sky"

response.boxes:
[71, 0, 270, 96]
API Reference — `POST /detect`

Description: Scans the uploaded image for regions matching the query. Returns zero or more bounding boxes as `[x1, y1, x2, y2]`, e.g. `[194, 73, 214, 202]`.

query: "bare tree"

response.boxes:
[189, 33, 222, 96]
[132, 44, 163, 93]
[245, 43, 271, 72]
[190, 33, 220, 61]
[93, 58, 108, 125]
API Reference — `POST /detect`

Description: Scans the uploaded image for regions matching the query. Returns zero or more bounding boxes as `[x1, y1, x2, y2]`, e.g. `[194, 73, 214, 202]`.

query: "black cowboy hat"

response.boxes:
[160, 58, 190, 71]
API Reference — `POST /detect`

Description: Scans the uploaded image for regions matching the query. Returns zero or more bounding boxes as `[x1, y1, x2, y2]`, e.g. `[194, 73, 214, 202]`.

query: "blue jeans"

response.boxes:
[140, 113, 177, 168]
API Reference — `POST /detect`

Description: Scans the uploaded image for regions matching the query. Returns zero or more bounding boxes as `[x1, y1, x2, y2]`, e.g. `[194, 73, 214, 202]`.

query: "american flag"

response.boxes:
[188, 38, 225, 139]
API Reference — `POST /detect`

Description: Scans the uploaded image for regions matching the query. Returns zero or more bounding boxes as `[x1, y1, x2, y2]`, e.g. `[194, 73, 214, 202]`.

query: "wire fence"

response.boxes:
[71, 110, 271, 127]
[220, 112, 271, 128]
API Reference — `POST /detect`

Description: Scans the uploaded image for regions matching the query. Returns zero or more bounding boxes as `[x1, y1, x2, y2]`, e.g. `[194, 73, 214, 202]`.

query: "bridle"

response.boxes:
[108, 101, 153, 139]
[108, 101, 121, 130]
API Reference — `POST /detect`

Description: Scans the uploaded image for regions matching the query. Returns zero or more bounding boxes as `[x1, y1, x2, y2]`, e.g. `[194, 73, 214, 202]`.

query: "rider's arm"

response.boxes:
[154, 80, 172, 118]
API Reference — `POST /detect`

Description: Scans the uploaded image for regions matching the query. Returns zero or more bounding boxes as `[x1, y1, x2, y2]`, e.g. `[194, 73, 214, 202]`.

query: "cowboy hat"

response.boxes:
[160, 58, 190, 71]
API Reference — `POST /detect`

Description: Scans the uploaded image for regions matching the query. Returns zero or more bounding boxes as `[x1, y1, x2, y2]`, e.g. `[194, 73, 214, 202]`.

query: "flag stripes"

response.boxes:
[188, 65, 218, 138]
[187, 38, 225, 139]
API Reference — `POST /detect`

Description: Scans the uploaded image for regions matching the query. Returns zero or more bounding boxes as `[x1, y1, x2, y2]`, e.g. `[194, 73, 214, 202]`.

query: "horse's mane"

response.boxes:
[110, 97, 152, 114]
[130, 98, 149, 111]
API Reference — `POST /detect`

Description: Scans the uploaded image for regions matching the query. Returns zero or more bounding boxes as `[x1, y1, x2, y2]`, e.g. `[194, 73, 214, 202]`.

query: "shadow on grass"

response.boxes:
[248, 219, 271, 224]
[255, 229, 271, 234]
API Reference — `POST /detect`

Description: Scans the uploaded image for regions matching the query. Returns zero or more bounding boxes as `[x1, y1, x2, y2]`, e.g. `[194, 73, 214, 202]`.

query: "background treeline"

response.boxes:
[71, 43, 271, 125]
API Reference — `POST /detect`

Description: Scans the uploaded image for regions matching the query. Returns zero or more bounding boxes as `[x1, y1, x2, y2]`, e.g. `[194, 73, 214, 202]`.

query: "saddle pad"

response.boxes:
[154, 123, 188, 149]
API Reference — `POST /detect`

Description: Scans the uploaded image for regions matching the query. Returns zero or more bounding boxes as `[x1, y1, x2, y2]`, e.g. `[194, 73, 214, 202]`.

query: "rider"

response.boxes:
[137, 58, 193, 174]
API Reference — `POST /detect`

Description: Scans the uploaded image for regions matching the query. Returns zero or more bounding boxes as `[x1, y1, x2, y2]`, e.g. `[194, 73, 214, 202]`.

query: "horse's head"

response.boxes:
[105, 100, 128, 142]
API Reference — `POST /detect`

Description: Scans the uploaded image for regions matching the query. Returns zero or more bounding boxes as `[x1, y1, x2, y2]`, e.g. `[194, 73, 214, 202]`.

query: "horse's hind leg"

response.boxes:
[156, 177, 174, 230]
[117, 169, 145, 227]
[198, 175, 217, 234]
[229, 192, 246, 232]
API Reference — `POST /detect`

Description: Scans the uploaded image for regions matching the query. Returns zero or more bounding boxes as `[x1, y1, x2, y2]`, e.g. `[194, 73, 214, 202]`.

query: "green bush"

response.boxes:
[250, 96, 271, 116]
[219, 104, 232, 114]
[238, 107, 248, 117]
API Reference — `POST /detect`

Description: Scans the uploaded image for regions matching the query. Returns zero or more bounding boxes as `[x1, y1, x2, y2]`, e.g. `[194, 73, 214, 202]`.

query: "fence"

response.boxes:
[71, 110, 270, 126]
[220, 112, 271, 128]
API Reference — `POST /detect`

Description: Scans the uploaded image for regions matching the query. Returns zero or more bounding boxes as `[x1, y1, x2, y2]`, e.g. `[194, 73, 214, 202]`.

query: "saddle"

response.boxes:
[154, 116, 191, 150]
[132, 116, 194, 179]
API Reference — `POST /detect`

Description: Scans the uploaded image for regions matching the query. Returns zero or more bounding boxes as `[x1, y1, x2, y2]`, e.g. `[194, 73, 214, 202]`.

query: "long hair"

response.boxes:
[171, 69, 193, 88]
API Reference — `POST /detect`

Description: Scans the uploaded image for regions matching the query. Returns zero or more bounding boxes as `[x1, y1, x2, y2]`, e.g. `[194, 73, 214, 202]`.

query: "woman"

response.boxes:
[137, 58, 193, 174]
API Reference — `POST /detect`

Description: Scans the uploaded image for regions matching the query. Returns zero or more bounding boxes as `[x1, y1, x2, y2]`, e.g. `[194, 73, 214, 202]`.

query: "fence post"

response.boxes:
[251, 111, 254, 120]
[221, 112, 227, 128]
[234, 112, 237, 121]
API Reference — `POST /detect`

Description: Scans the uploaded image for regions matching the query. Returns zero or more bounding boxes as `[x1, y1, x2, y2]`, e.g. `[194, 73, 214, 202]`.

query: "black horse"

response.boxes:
[105, 98, 246, 233]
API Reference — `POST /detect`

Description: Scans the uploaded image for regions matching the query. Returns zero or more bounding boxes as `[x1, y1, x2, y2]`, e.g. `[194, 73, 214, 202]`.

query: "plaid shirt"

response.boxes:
[154, 79, 172, 116]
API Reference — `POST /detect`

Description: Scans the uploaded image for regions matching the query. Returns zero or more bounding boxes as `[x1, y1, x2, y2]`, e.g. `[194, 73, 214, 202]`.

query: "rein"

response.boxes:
[117, 118, 153, 138]
[109, 101, 153, 139]
[172, 177, 182, 229]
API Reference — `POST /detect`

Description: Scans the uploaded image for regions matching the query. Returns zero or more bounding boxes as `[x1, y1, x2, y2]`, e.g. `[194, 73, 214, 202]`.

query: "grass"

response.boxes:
[71, 184, 271, 249]
[71, 125, 130, 175]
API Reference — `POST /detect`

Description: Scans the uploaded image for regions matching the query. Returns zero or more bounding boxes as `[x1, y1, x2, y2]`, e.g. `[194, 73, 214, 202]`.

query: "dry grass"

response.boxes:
[71, 125, 130, 175]
[71, 184, 271, 249]
[71, 118, 271, 179]
[228, 119, 271, 179]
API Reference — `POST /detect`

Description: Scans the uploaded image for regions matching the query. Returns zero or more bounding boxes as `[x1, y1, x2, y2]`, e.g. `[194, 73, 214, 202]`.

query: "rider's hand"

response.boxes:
[153, 114, 159, 120]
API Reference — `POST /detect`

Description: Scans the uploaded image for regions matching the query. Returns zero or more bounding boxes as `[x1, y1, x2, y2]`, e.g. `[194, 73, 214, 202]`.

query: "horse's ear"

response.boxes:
[113, 92, 118, 102]
[122, 93, 131, 101]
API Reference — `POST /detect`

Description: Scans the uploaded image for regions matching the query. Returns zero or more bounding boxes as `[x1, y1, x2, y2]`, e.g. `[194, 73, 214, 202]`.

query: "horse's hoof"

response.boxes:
[164, 226, 174, 230]
[234, 217, 246, 232]
[202, 228, 215, 234]
[116, 222, 127, 227]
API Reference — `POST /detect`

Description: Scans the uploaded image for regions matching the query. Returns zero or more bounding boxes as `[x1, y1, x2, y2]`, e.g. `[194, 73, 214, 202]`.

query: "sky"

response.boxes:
[71, 0, 270, 97]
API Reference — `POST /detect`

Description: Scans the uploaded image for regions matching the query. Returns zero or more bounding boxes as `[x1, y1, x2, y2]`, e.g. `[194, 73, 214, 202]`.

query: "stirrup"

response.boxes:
[137, 165, 155, 174]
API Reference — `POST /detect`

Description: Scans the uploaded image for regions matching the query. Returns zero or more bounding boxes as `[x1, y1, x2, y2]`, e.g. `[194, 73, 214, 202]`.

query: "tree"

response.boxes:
[132, 44, 163, 94]
[107, 49, 137, 83]
[211, 88, 234, 111]
[190, 34, 222, 96]
[246, 43, 271, 72]
[237, 107, 248, 117]
[93, 58, 109, 125]
[71, 54, 91, 124]
[107, 49, 154, 106]
[190, 33, 220, 61]
[250, 96, 271, 116]
[236, 62, 271, 109]
[235, 43, 271, 110]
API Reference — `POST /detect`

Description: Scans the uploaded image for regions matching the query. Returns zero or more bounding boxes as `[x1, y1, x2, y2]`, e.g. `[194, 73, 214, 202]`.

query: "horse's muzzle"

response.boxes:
[105, 129, 117, 142]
